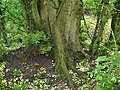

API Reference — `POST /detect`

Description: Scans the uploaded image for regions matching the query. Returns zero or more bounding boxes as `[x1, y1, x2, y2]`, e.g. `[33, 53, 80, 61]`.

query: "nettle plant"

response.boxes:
[79, 51, 120, 90]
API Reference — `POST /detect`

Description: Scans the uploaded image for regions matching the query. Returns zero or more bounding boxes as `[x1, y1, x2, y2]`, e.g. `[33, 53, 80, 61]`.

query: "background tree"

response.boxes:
[0, 1, 8, 44]
[111, 0, 120, 49]
[89, 0, 112, 59]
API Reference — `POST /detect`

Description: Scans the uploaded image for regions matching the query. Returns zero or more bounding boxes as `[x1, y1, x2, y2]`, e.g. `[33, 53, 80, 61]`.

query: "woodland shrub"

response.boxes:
[78, 51, 120, 90]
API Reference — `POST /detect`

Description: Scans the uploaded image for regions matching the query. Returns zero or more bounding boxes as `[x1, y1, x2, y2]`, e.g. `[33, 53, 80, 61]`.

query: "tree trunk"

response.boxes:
[20, 0, 36, 32]
[20, 0, 41, 60]
[46, 1, 83, 89]
[89, 0, 110, 59]
[111, 0, 120, 50]
[23, 0, 84, 89]
[0, 1, 8, 44]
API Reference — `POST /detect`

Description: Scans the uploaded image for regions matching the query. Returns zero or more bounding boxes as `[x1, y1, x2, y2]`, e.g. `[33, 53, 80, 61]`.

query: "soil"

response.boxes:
[3, 48, 70, 90]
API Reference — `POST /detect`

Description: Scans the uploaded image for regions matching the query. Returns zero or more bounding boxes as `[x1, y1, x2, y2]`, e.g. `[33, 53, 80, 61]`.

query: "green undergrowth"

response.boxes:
[0, 62, 50, 90]
[0, 30, 53, 61]
[1, 51, 120, 90]
[78, 51, 120, 90]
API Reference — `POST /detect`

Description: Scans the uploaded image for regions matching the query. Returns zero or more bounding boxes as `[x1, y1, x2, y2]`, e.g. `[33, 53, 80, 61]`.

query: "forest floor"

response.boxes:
[4, 48, 70, 90]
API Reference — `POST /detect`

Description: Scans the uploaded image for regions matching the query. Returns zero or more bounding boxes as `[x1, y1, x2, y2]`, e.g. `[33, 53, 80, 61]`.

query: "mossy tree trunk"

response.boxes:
[22, 0, 84, 89]
[41, 0, 84, 89]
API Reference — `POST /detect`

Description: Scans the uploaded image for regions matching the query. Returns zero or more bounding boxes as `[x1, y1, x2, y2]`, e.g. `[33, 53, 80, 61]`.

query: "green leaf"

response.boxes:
[114, 51, 120, 55]
[111, 77, 117, 82]
[78, 84, 88, 90]
[94, 86, 101, 90]
[0, 62, 6, 71]
[96, 75, 103, 81]
[96, 56, 106, 62]
[21, 80, 27, 90]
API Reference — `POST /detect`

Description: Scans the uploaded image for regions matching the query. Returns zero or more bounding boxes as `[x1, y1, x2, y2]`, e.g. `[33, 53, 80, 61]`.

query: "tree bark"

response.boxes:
[45, 0, 84, 89]
[22, 0, 84, 89]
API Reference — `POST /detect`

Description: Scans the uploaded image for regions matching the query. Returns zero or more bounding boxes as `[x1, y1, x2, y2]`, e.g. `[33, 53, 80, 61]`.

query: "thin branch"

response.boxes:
[113, 7, 120, 12]
[55, 0, 66, 20]
[111, 28, 118, 50]
[51, 0, 58, 9]
[52, 0, 66, 26]
[82, 14, 92, 40]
